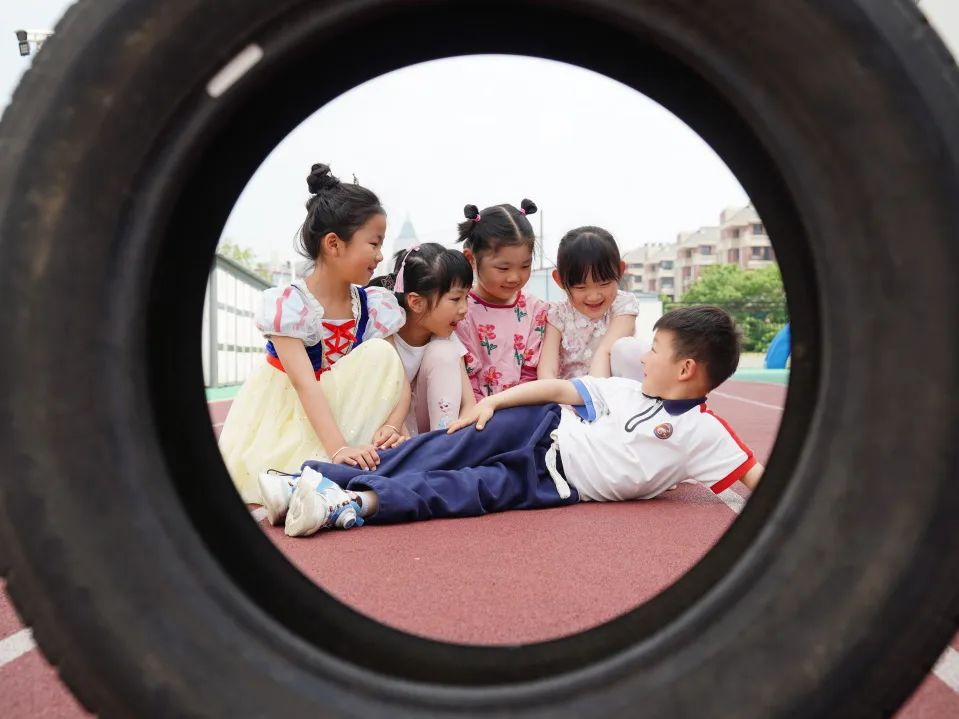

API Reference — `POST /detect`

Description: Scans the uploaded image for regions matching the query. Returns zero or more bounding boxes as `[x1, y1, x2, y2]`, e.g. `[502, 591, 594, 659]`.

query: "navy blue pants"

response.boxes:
[302, 404, 579, 523]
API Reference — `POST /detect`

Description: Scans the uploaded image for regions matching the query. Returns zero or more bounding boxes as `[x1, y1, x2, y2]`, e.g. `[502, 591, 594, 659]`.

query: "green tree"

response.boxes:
[217, 240, 257, 267]
[217, 240, 272, 283]
[675, 264, 787, 352]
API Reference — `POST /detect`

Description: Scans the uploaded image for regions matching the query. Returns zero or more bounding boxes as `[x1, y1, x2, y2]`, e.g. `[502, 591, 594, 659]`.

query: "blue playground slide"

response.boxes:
[764, 323, 791, 369]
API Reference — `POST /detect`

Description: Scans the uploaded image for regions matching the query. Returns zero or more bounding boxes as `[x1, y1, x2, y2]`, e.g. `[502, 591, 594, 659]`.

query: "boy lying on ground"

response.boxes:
[256, 306, 764, 536]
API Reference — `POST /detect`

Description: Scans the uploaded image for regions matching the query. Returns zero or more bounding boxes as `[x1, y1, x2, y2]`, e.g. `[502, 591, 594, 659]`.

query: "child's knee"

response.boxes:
[611, 336, 649, 380]
[358, 337, 400, 365]
[421, 338, 463, 372]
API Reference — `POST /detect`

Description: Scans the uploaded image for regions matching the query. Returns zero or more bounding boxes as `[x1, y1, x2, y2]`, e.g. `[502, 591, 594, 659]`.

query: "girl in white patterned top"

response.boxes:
[538, 226, 644, 381]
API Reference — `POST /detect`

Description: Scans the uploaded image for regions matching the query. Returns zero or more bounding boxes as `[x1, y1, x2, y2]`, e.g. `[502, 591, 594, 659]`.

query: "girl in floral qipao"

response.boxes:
[537, 226, 644, 382]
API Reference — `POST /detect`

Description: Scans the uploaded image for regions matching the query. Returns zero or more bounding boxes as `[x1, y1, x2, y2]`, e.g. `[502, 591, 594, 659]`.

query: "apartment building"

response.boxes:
[674, 226, 720, 296]
[717, 204, 775, 269]
[623, 243, 677, 301]
[622, 202, 773, 301]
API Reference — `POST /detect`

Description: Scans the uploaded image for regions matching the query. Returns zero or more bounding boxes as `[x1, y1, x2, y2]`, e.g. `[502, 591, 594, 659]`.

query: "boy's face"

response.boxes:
[640, 329, 686, 397]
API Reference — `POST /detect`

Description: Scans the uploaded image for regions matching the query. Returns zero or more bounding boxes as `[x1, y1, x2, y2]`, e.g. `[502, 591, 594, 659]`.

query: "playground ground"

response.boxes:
[2, 371, 958, 717]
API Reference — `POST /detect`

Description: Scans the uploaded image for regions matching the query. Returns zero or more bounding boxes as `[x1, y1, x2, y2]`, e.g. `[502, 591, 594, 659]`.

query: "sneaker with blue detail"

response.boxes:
[284, 466, 364, 537]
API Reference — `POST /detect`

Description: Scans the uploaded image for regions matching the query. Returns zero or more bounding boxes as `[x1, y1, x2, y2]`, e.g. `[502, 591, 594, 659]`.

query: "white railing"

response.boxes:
[203, 255, 271, 388]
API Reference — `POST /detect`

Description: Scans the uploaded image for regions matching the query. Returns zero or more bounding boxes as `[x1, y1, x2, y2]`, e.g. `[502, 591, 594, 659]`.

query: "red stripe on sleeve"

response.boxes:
[701, 404, 756, 494]
[273, 286, 294, 333]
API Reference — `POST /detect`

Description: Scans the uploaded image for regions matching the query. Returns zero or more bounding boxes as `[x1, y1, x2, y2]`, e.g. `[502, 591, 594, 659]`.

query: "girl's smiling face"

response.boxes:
[557, 269, 621, 320]
[339, 213, 386, 285]
[469, 243, 533, 304]
[415, 284, 470, 338]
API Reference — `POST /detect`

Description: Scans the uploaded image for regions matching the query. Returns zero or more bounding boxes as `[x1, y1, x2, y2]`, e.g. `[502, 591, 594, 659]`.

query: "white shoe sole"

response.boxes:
[256, 473, 290, 526]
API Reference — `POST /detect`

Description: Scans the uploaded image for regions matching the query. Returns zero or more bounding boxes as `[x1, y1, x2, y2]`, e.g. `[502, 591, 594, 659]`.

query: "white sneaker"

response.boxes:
[257, 472, 294, 525]
[284, 466, 360, 537]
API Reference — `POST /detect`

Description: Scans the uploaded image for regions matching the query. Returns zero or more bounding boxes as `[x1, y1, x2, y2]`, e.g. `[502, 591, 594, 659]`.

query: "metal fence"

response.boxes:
[203, 254, 271, 388]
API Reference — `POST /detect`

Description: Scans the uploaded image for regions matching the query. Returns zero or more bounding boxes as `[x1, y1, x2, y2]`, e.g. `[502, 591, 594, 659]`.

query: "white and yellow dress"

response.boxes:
[219, 280, 406, 503]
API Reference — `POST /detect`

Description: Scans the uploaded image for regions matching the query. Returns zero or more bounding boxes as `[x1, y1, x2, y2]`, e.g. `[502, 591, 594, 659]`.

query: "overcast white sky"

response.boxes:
[4, 1, 958, 266]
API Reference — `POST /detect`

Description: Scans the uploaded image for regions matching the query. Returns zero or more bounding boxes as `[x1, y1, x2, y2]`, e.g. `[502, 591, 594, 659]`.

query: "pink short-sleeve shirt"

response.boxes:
[455, 290, 549, 400]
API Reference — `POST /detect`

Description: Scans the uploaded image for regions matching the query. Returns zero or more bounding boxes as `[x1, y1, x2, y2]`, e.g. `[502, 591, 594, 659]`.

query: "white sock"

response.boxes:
[350, 490, 378, 518]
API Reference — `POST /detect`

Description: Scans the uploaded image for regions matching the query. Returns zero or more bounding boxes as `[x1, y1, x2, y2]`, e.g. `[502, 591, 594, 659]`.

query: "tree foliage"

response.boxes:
[668, 264, 787, 352]
[217, 240, 272, 282]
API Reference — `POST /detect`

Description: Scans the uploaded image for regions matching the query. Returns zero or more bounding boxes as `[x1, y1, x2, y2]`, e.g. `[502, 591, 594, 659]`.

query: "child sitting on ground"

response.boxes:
[537, 225, 643, 381]
[257, 306, 764, 536]
[219, 163, 408, 503]
[368, 243, 476, 434]
[454, 199, 550, 400]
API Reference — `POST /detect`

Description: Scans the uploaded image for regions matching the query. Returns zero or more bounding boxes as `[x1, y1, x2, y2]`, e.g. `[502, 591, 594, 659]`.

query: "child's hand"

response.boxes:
[447, 398, 496, 433]
[373, 425, 408, 450]
[332, 445, 380, 470]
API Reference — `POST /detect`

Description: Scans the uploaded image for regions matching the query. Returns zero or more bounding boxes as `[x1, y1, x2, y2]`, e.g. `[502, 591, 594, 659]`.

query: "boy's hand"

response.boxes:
[447, 398, 496, 433]
[332, 445, 380, 470]
[373, 425, 408, 450]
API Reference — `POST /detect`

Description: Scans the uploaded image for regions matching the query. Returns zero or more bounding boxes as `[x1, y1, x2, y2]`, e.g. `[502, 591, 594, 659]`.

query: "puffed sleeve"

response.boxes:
[546, 299, 568, 330]
[254, 285, 323, 345]
[611, 290, 640, 317]
[362, 286, 406, 340]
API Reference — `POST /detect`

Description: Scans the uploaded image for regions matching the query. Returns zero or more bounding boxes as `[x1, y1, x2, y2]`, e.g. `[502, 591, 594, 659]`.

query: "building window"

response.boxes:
[661, 278, 674, 289]
[751, 246, 771, 260]
[753, 222, 765, 235]
[660, 260, 673, 270]
[699, 245, 712, 255]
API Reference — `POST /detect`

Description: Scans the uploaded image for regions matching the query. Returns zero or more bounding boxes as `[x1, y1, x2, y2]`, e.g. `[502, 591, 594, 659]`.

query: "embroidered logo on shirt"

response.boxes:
[654, 422, 673, 440]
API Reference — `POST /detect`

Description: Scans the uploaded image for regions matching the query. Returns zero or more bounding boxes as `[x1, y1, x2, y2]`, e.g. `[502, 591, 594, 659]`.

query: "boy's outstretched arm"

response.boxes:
[740, 462, 764, 491]
[447, 379, 582, 432]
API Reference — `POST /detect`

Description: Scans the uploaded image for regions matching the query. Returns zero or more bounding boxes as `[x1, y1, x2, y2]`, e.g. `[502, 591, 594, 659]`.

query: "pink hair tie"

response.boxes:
[519, 209, 527, 215]
[393, 244, 420, 294]
[473, 214, 481, 223]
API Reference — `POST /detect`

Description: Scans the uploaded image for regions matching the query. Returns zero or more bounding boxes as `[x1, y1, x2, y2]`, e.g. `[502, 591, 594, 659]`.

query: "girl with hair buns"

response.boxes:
[219, 163, 410, 506]
[454, 200, 549, 401]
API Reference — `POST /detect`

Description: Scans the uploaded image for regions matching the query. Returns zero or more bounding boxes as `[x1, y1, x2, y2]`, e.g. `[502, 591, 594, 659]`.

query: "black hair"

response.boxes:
[298, 163, 384, 261]
[368, 242, 473, 311]
[455, 199, 537, 259]
[555, 225, 623, 288]
[653, 306, 742, 391]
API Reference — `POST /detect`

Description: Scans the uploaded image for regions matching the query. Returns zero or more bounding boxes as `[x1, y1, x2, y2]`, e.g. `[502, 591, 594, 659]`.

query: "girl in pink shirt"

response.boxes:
[454, 199, 549, 401]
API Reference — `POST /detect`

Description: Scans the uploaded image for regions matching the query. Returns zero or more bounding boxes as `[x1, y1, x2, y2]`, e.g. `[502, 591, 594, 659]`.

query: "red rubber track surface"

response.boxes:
[1, 380, 956, 717]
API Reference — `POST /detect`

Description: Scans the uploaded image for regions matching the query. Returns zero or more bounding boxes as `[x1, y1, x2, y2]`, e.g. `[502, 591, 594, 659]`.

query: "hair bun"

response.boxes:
[520, 198, 538, 216]
[463, 204, 479, 220]
[307, 163, 340, 194]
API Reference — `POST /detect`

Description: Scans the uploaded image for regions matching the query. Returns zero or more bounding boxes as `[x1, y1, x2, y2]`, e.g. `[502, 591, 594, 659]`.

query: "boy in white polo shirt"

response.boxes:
[258, 306, 764, 536]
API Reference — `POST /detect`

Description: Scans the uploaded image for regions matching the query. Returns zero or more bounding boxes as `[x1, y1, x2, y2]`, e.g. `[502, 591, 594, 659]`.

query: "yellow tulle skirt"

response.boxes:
[218, 338, 405, 503]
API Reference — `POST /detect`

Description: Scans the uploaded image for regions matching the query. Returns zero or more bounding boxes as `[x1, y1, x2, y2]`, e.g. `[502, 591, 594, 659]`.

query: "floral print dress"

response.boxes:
[455, 290, 549, 401]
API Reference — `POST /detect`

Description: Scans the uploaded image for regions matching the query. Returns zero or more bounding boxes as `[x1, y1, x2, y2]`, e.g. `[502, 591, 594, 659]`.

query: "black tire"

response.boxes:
[2, 0, 959, 716]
